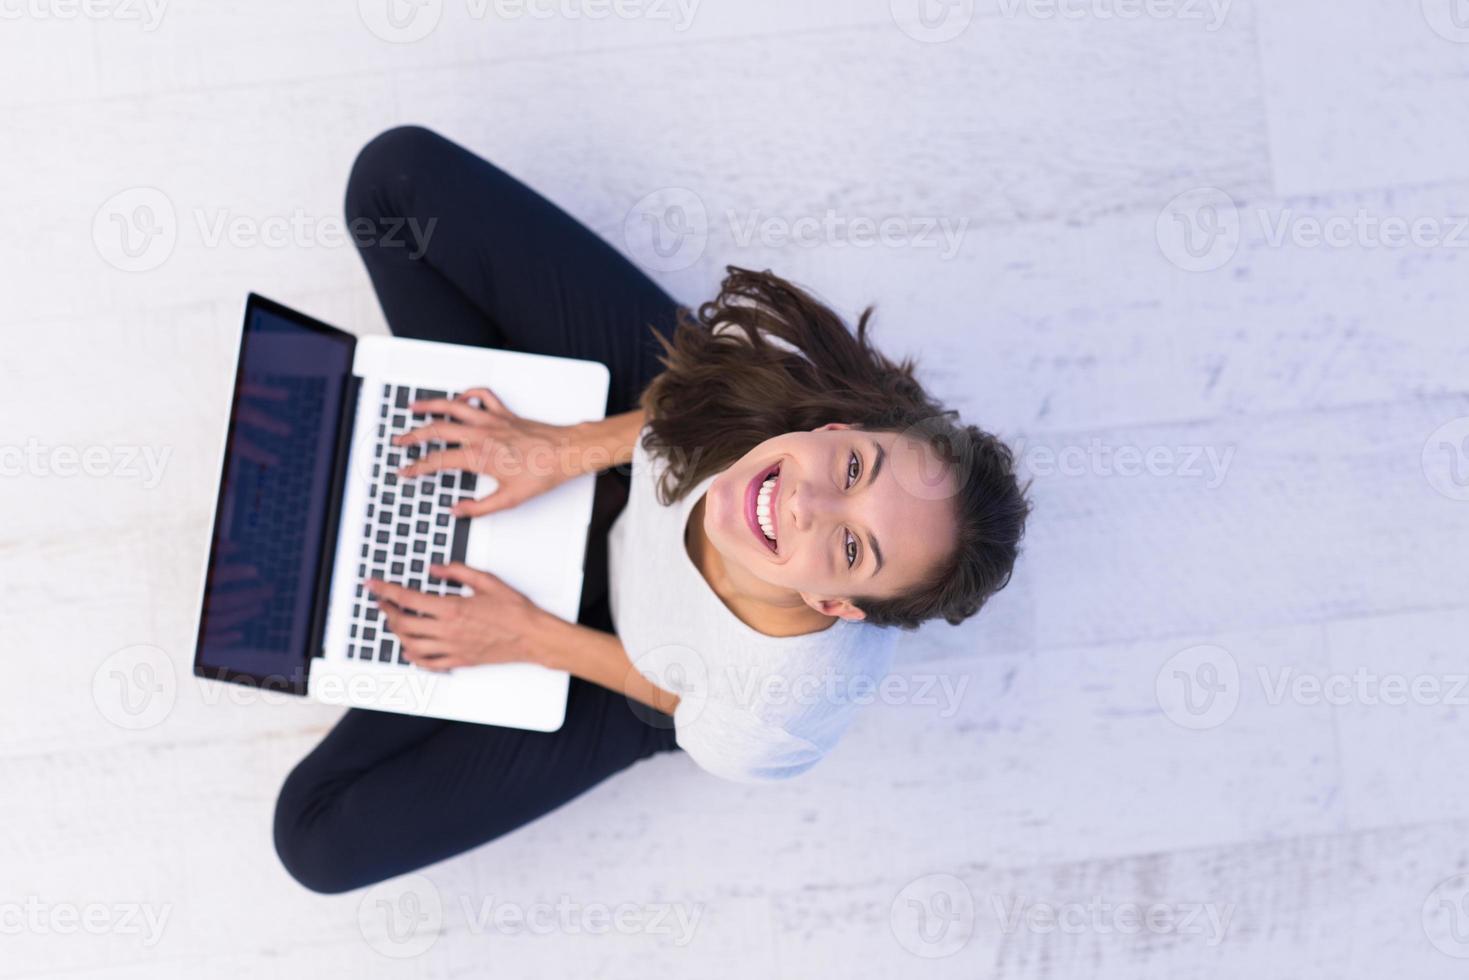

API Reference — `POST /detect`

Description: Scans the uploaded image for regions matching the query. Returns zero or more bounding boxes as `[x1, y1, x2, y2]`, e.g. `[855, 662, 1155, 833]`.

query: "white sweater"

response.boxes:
[606, 427, 898, 783]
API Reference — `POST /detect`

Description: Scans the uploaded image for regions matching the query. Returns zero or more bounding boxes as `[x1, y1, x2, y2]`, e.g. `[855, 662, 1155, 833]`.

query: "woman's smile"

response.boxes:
[745, 460, 782, 554]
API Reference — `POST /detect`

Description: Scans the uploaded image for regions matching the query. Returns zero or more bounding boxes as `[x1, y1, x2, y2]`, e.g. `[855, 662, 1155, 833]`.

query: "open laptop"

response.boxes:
[191, 294, 608, 731]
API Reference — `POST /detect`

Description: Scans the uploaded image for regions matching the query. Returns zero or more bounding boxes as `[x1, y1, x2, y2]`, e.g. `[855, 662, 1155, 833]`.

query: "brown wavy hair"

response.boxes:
[638, 266, 1029, 630]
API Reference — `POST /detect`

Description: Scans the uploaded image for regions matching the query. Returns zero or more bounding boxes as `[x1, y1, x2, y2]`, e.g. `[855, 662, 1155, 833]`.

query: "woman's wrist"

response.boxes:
[567, 410, 643, 477]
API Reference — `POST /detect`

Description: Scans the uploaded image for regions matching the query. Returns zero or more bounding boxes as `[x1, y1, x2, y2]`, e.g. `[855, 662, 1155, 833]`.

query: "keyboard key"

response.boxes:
[451, 516, 470, 564]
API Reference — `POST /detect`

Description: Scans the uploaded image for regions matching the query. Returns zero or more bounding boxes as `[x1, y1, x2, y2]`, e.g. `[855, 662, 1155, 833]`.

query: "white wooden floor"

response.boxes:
[4, 1, 1469, 976]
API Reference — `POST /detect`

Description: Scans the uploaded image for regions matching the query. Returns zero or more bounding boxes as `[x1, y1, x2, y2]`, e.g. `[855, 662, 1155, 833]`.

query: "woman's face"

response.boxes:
[702, 423, 959, 621]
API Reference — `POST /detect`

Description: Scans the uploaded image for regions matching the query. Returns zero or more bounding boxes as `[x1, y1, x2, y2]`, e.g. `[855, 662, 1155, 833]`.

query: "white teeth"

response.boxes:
[756, 473, 777, 542]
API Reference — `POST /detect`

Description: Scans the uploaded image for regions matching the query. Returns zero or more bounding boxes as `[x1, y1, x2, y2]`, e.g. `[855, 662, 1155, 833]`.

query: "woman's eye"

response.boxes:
[845, 451, 861, 488]
[844, 530, 859, 568]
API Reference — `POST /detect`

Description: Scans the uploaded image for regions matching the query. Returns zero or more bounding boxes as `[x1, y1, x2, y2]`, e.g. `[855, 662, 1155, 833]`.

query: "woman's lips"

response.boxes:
[744, 461, 780, 553]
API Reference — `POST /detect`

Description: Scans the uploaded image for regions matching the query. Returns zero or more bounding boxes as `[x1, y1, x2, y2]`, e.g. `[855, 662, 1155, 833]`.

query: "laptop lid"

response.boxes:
[193, 294, 358, 694]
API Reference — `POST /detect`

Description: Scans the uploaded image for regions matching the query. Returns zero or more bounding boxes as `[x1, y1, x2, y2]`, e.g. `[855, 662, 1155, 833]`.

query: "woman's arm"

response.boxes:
[528, 608, 681, 716]
[566, 408, 645, 477]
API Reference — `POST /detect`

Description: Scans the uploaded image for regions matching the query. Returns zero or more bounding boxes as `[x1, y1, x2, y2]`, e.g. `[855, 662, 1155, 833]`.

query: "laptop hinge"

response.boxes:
[305, 371, 363, 670]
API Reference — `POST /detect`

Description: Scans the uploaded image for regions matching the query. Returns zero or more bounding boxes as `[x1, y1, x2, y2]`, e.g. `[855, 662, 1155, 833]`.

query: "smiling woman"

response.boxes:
[641, 267, 1031, 631]
[272, 126, 1029, 895]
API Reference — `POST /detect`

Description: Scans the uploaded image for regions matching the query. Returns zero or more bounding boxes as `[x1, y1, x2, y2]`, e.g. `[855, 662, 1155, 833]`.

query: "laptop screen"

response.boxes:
[194, 296, 355, 692]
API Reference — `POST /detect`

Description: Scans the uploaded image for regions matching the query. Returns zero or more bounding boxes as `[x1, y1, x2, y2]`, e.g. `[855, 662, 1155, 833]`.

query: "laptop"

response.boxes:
[191, 294, 609, 731]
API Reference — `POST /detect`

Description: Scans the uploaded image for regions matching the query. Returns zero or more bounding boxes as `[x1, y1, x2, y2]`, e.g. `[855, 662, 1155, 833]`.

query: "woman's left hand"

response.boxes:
[365, 562, 548, 672]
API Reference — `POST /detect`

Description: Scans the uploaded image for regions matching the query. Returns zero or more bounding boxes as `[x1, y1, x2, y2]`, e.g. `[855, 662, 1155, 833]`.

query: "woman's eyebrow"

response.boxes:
[866, 439, 885, 576]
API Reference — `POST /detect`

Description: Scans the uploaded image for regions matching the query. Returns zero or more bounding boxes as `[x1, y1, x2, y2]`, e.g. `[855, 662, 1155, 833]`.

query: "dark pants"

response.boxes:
[273, 126, 684, 895]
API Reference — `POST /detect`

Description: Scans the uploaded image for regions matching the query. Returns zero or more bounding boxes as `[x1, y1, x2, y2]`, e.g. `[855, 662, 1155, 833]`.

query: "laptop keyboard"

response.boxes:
[346, 384, 479, 667]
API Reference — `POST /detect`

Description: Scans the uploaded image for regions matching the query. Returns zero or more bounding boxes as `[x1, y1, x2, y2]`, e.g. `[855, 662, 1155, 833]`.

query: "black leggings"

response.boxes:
[273, 126, 684, 895]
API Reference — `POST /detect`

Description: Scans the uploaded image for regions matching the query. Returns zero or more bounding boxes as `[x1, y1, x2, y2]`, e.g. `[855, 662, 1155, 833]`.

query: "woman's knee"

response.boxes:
[272, 768, 364, 895]
[344, 124, 448, 226]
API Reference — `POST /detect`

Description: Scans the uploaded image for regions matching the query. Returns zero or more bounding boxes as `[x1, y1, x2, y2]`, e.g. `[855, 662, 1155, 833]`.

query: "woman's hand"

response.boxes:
[365, 562, 550, 672]
[394, 387, 588, 518]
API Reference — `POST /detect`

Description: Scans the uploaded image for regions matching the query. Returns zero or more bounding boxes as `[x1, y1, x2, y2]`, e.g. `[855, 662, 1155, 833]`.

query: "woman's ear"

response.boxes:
[812, 421, 854, 434]
[801, 593, 868, 622]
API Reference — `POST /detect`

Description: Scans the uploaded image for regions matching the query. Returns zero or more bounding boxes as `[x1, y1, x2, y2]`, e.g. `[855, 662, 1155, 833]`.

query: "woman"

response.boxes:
[273, 126, 1029, 894]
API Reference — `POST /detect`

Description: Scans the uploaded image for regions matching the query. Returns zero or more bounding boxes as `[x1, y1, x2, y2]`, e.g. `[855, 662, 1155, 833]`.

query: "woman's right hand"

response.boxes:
[393, 387, 587, 518]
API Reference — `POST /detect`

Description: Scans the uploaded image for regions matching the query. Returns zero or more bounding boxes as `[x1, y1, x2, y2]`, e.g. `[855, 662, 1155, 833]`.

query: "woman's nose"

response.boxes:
[789, 478, 839, 531]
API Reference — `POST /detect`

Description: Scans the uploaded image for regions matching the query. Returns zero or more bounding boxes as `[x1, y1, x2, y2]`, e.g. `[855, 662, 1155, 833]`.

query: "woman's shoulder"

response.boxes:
[720, 620, 899, 728]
